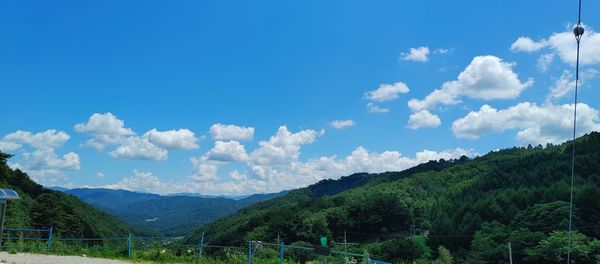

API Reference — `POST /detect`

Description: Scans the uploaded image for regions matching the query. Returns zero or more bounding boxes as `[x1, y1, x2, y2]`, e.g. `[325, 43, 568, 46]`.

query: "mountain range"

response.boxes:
[53, 187, 288, 236]
[187, 132, 600, 263]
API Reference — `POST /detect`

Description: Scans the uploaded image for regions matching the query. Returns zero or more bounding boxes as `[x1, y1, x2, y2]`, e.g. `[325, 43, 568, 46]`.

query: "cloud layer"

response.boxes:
[511, 27, 600, 66]
[408, 55, 533, 112]
[452, 102, 600, 144]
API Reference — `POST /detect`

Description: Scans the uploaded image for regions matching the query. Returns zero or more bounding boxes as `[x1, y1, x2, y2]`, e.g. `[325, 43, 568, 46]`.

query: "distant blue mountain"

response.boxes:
[61, 187, 288, 236]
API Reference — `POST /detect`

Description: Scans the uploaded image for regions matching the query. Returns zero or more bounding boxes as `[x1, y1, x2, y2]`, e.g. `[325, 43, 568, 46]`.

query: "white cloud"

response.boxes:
[452, 102, 600, 144]
[511, 27, 600, 65]
[365, 82, 410, 102]
[229, 170, 248, 181]
[74, 113, 135, 150]
[240, 146, 472, 194]
[408, 110, 442, 129]
[23, 148, 81, 170]
[189, 157, 219, 181]
[537, 53, 554, 72]
[547, 69, 598, 102]
[210, 124, 254, 141]
[8, 148, 81, 185]
[401, 46, 430, 62]
[408, 55, 533, 112]
[329, 120, 355, 129]
[110, 137, 168, 161]
[2, 130, 70, 150]
[510, 37, 548, 52]
[96, 172, 105, 178]
[106, 170, 166, 194]
[144, 128, 199, 150]
[434, 48, 450, 54]
[97, 124, 473, 195]
[0, 142, 22, 152]
[249, 126, 319, 165]
[367, 103, 390, 113]
[206, 140, 249, 162]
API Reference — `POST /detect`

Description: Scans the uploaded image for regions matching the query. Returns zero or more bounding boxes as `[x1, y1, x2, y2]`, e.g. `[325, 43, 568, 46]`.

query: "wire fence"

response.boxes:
[0, 227, 394, 263]
[247, 240, 392, 264]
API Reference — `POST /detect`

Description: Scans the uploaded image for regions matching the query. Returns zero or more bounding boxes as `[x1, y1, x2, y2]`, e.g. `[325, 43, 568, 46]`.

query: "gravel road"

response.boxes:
[0, 252, 133, 264]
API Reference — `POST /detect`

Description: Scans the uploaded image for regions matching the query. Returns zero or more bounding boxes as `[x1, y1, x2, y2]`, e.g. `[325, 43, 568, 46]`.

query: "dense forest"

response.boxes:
[189, 132, 600, 263]
[0, 152, 129, 238]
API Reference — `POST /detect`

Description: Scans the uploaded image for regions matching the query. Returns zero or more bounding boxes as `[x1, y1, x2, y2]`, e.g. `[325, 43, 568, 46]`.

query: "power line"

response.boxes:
[568, 0, 584, 262]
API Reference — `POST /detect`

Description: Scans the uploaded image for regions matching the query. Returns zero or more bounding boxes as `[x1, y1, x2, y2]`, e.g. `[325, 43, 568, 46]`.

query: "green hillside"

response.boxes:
[0, 152, 129, 238]
[190, 132, 600, 263]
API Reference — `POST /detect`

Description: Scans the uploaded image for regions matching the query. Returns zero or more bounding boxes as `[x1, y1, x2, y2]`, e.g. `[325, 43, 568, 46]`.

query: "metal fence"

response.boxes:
[247, 240, 392, 264]
[0, 227, 392, 263]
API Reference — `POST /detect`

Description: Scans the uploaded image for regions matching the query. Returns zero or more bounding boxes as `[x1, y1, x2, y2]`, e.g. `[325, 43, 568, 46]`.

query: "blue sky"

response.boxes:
[2, 0, 600, 195]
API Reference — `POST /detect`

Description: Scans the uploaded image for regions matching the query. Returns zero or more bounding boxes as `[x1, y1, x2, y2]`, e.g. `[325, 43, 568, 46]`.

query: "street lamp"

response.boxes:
[0, 189, 20, 249]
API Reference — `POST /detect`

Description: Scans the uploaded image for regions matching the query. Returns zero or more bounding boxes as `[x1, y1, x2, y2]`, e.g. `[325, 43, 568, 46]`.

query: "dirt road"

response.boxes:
[0, 252, 133, 264]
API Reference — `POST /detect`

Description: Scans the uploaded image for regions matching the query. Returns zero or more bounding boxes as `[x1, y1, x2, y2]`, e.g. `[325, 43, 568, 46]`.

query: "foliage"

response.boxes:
[0, 152, 130, 238]
[66, 188, 287, 236]
[188, 132, 600, 263]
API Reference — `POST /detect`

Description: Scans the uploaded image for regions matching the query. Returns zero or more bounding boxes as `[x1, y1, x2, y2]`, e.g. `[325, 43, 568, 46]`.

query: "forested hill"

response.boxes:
[190, 132, 600, 263]
[0, 152, 129, 238]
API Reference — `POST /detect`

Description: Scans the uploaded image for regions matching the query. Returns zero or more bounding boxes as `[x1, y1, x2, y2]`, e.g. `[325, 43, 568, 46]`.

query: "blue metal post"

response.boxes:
[196, 232, 205, 263]
[127, 233, 132, 258]
[248, 241, 253, 264]
[279, 241, 284, 264]
[46, 227, 53, 252]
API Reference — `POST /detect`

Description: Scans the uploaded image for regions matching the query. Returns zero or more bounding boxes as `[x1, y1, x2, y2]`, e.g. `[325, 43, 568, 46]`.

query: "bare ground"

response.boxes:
[0, 252, 133, 264]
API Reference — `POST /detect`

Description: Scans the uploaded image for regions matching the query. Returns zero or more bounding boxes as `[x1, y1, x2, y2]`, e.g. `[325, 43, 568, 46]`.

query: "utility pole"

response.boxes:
[344, 230, 347, 252]
[508, 242, 513, 264]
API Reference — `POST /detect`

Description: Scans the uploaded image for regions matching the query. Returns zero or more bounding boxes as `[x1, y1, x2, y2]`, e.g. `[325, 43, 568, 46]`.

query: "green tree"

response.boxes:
[433, 246, 454, 264]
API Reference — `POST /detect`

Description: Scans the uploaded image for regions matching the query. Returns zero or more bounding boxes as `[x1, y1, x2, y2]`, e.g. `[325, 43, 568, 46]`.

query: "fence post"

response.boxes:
[279, 241, 284, 264]
[127, 233, 132, 258]
[248, 241, 253, 264]
[46, 227, 53, 252]
[196, 231, 205, 263]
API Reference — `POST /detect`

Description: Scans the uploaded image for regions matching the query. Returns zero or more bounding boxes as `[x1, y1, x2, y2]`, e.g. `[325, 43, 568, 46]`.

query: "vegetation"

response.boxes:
[187, 132, 600, 263]
[0, 152, 129, 238]
[63, 187, 287, 236]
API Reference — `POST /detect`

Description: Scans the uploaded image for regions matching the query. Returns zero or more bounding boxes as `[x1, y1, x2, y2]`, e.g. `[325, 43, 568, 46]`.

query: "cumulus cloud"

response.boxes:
[239, 146, 472, 194]
[189, 157, 219, 181]
[408, 55, 533, 112]
[249, 126, 319, 165]
[106, 170, 166, 194]
[8, 148, 81, 186]
[401, 46, 430, 62]
[110, 137, 168, 161]
[547, 69, 598, 102]
[2, 130, 70, 150]
[98, 124, 473, 196]
[367, 103, 390, 113]
[329, 120, 355, 129]
[144, 128, 199, 150]
[537, 53, 555, 72]
[452, 102, 600, 144]
[408, 110, 442, 129]
[74, 113, 135, 150]
[210, 124, 254, 141]
[510, 27, 600, 65]
[510, 37, 548, 52]
[365, 82, 410, 102]
[0, 142, 22, 152]
[229, 170, 248, 181]
[22, 149, 80, 170]
[96, 172, 105, 178]
[206, 140, 249, 162]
